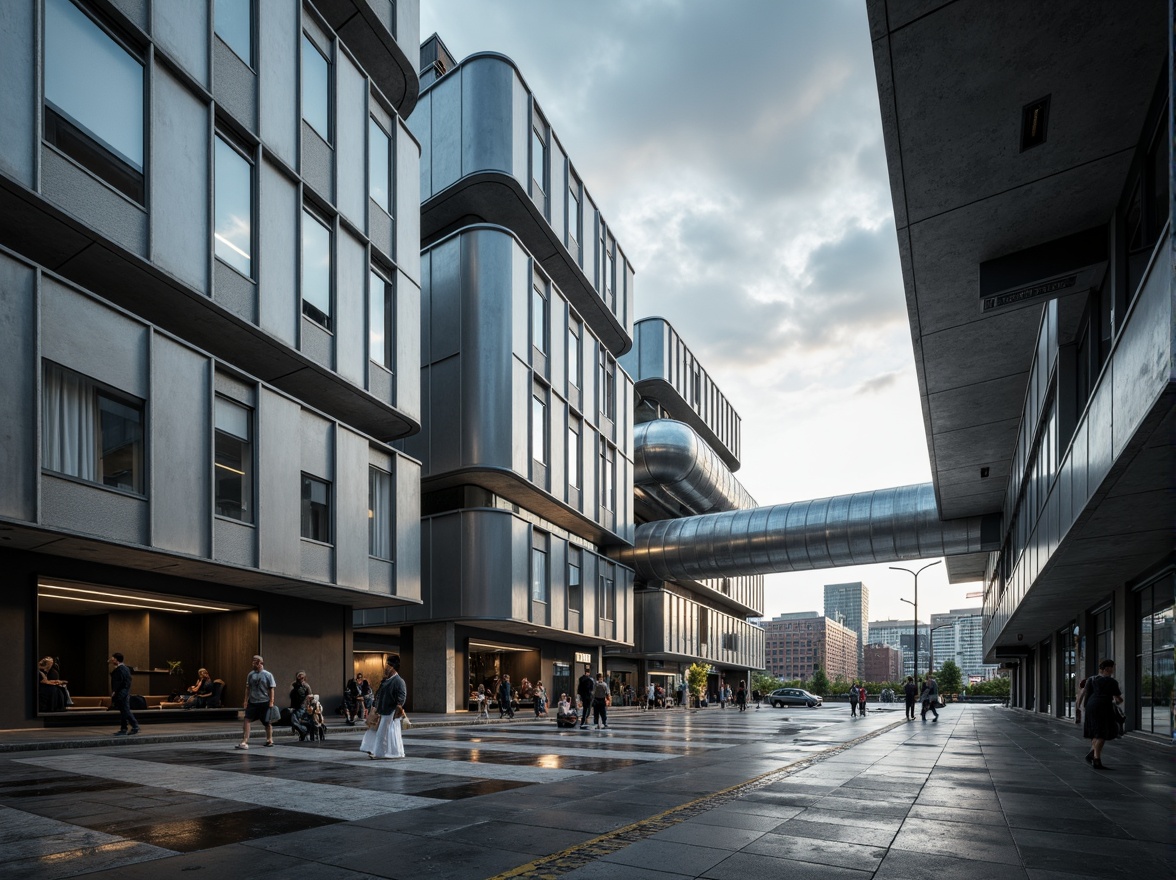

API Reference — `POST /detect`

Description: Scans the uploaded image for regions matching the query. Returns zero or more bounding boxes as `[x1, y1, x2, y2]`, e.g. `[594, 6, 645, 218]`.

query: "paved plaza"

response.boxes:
[0, 704, 1170, 879]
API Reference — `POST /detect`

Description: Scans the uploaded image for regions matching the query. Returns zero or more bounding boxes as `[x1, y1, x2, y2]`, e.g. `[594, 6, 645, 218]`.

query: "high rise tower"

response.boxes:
[824, 582, 869, 679]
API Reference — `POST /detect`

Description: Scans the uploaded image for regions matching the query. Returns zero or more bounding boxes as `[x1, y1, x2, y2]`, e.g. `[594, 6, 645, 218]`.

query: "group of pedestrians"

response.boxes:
[574, 666, 612, 729]
[896, 674, 941, 721]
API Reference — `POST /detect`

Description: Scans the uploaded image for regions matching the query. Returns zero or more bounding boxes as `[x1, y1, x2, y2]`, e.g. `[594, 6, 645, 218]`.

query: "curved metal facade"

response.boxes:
[618, 483, 998, 581]
[634, 420, 756, 515]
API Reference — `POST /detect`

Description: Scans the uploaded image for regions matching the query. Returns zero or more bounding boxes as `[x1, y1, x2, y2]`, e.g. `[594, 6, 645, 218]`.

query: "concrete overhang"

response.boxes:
[420, 173, 632, 357]
[314, 0, 420, 118]
[0, 179, 420, 444]
[870, 0, 1166, 533]
[0, 522, 421, 610]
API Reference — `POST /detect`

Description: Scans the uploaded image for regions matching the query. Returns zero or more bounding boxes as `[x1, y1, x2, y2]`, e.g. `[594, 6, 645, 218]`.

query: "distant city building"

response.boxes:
[866, 619, 930, 679]
[865, 643, 904, 682]
[930, 608, 1000, 680]
[762, 612, 857, 682]
[824, 582, 869, 677]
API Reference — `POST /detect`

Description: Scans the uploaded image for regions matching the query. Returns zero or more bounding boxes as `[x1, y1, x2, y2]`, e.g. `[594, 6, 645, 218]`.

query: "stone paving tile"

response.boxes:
[873, 848, 1030, 880]
[561, 862, 692, 880]
[648, 820, 768, 850]
[701, 849, 873, 880]
[766, 817, 897, 848]
[790, 806, 906, 831]
[905, 803, 1008, 827]
[740, 830, 888, 871]
[888, 825, 1023, 867]
[683, 806, 798, 832]
[600, 838, 732, 874]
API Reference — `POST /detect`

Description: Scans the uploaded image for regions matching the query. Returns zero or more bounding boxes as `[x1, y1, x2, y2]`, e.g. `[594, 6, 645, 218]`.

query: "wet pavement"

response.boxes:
[0, 704, 1169, 879]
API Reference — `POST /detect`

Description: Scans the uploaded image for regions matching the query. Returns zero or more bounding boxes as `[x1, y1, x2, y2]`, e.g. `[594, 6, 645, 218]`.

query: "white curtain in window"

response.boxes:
[42, 365, 95, 480]
[370, 468, 392, 560]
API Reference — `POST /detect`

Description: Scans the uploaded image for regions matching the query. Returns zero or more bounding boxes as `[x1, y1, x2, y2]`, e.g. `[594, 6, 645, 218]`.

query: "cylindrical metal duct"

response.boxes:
[616, 483, 998, 581]
[634, 420, 756, 515]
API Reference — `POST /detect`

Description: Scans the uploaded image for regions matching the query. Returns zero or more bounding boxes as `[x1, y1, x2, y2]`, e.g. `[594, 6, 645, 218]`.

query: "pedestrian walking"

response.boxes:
[1082, 659, 1124, 769]
[108, 653, 139, 736]
[237, 654, 276, 749]
[475, 684, 490, 722]
[849, 683, 860, 717]
[498, 674, 514, 719]
[858, 684, 867, 716]
[736, 680, 747, 712]
[678, 680, 688, 708]
[534, 681, 548, 717]
[903, 676, 917, 720]
[577, 665, 595, 729]
[592, 672, 611, 729]
[920, 673, 939, 722]
[752, 688, 761, 710]
[361, 655, 407, 759]
[719, 680, 727, 709]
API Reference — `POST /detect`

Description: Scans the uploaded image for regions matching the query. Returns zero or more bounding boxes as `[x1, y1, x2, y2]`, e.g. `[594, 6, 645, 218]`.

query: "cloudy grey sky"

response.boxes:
[420, 0, 983, 622]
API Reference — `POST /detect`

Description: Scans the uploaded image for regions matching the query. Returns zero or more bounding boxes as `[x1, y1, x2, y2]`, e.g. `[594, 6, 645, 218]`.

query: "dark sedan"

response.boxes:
[767, 687, 822, 708]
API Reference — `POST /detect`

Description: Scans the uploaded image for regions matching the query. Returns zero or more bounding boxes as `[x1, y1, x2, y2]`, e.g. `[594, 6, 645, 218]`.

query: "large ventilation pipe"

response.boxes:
[616, 483, 999, 582]
[634, 420, 757, 515]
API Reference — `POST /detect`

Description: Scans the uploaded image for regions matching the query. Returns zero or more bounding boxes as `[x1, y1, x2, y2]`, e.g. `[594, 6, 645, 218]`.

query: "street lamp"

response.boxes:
[891, 560, 942, 678]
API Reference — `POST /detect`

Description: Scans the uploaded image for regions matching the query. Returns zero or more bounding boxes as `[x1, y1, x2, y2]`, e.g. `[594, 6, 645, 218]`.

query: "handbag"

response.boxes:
[400, 711, 412, 729]
[365, 709, 381, 729]
[265, 705, 281, 723]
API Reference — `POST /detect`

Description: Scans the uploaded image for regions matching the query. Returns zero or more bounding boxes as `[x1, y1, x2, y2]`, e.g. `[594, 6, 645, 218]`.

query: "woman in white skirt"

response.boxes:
[360, 655, 407, 759]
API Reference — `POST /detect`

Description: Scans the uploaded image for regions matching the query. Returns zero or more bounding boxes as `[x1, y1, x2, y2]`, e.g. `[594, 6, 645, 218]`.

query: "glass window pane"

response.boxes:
[568, 324, 580, 388]
[214, 136, 252, 276]
[531, 128, 545, 193]
[369, 117, 391, 212]
[97, 392, 143, 493]
[532, 283, 546, 353]
[44, 0, 143, 201]
[568, 560, 582, 613]
[567, 422, 579, 489]
[369, 467, 392, 559]
[369, 270, 393, 367]
[532, 395, 546, 464]
[531, 546, 547, 602]
[302, 210, 332, 329]
[214, 410, 252, 523]
[301, 474, 331, 543]
[215, 397, 250, 439]
[301, 34, 330, 141]
[214, 0, 252, 66]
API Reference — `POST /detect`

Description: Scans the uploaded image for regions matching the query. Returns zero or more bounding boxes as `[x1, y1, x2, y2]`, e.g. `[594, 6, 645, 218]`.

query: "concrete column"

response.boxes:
[411, 621, 456, 713]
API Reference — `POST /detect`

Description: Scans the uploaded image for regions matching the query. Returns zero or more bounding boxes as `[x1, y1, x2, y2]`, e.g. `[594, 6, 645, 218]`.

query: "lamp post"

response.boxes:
[891, 560, 941, 678]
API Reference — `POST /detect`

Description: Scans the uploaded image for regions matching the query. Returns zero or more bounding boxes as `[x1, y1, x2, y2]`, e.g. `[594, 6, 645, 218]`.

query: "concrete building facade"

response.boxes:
[864, 643, 904, 683]
[867, 618, 929, 680]
[824, 582, 868, 678]
[2, 0, 425, 727]
[761, 612, 857, 683]
[871, 0, 1173, 738]
[930, 607, 1000, 680]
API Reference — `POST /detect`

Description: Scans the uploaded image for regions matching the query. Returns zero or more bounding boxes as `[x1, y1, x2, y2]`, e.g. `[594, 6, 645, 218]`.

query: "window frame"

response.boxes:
[300, 472, 333, 545]
[532, 391, 547, 466]
[213, 0, 254, 68]
[567, 551, 583, 613]
[531, 532, 549, 603]
[213, 395, 254, 523]
[368, 115, 392, 214]
[532, 275, 548, 355]
[301, 31, 332, 144]
[369, 266, 394, 370]
[301, 205, 333, 330]
[213, 131, 255, 279]
[368, 465, 393, 560]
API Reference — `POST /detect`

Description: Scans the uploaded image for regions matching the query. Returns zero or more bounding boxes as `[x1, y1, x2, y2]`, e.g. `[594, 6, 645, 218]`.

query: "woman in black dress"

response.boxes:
[1082, 658, 1124, 769]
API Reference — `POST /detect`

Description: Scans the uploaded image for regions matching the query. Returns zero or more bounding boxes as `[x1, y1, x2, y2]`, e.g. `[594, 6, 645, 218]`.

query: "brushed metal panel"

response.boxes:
[153, 0, 208, 87]
[429, 236, 460, 361]
[41, 280, 147, 398]
[511, 70, 529, 190]
[463, 229, 514, 467]
[1071, 419, 1088, 511]
[394, 0, 420, 70]
[511, 360, 529, 477]
[394, 455, 421, 601]
[462, 509, 515, 618]
[335, 50, 366, 228]
[396, 269, 421, 420]
[299, 409, 333, 477]
[510, 239, 529, 361]
[257, 388, 301, 575]
[0, 1, 34, 185]
[259, 0, 298, 168]
[335, 227, 365, 386]
[258, 160, 298, 345]
[41, 475, 147, 544]
[150, 66, 209, 292]
[396, 117, 420, 281]
[549, 290, 567, 397]
[1086, 374, 1113, 494]
[431, 70, 462, 191]
[302, 122, 334, 203]
[461, 57, 514, 177]
[1111, 256, 1170, 459]
[425, 513, 461, 617]
[150, 336, 210, 556]
[0, 255, 35, 521]
[429, 355, 461, 474]
[334, 426, 368, 589]
[214, 516, 256, 567]
[41, 149, 147, 257]
[550, 138, 566, 247]
[213, 38, 257, 133]
[410, 90, 430, 199]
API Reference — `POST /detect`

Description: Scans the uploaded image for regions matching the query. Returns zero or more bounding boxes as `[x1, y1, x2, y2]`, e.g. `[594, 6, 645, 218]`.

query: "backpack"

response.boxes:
[593, 681, 609, 700]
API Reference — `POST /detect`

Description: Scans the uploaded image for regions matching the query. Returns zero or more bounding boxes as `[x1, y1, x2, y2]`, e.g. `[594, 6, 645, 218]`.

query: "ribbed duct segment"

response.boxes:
[617, 483, 997, 581]
[634, 420, 757, 515]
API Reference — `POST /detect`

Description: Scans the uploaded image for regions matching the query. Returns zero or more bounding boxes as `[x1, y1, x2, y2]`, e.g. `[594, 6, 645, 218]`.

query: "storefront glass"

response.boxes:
[1135, 573, 1174, 739]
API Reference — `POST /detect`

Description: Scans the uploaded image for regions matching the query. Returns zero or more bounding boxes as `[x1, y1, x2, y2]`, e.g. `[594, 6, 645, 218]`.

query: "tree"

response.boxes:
[751, 671, 780, 696]
[810, 666, 830, 696]
[685, 662, 711, 706]
[937, 659, 962, 696]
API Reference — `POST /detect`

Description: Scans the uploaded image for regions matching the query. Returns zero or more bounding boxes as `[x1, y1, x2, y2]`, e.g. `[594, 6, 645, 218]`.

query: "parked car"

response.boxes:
[767, 688, 822, 708]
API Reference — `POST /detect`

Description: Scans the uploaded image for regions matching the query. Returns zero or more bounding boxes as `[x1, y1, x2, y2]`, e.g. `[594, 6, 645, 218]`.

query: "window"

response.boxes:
[567, 321, 581, 390]
[214, 396, 252, 521]
[300, 474, 331, 543]
[301, 33, 331, 142]
[369, 269, 393, 368]
[598, 441, 614, 511]
[42, 361, 144, 494]
[699, 608, 709, 645]
[532, 393, 547, 465]
[213, 134, 253, 277]
[604, 239, 614, 308]
[567, 177, 581, 261]
[722, 634, 738, 651]
[214, 0, 252, 66]
[531, 117, 547, 199]
[302, 208, 332, 329]
[369, 467, 391, 559]
[532, 278, 548, 354]
[567, 418, 580, 489]
[599, 576, 614, 620]
[369, 117, 391, 213]
[44, 0, 144, 203]
[598, 351, 615, 420]
[568, 552, 582, 613]
[531, 534, 548, 603]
